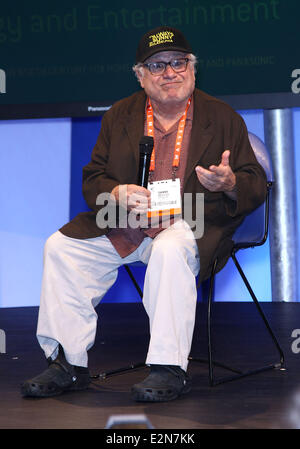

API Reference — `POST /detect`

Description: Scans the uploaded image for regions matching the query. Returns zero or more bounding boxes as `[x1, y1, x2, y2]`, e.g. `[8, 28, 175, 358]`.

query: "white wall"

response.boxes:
[0, 118, 71, 307]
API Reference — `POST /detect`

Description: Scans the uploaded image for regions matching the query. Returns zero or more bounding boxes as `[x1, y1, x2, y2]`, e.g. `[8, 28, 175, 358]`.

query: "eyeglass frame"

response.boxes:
[142, 58, 191, 76]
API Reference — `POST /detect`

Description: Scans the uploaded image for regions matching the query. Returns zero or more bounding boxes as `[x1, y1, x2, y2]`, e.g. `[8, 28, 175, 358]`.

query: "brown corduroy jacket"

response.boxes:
[60, 88, 267, 282]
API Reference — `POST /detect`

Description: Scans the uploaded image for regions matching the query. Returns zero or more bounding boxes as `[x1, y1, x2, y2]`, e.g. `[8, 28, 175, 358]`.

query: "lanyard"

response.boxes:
[146, 97, 192, 176]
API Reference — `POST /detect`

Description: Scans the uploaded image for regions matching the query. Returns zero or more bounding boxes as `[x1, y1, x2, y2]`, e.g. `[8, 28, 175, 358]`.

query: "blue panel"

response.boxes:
[102, 265, 146, 303]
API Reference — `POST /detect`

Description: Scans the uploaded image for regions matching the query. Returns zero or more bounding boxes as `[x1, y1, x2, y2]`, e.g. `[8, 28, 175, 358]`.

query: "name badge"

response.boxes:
[147, 179, 181, 218]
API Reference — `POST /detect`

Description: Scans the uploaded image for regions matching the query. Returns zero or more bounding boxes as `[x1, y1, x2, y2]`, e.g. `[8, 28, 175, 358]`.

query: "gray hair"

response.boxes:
[132, 53, 198, 80]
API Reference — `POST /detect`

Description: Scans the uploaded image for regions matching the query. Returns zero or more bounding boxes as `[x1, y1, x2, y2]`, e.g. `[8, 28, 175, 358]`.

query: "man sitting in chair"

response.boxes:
[21, 27, 266, 402]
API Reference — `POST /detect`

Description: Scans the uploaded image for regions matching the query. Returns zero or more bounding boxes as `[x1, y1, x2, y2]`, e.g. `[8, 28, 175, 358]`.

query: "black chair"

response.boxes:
[188, 132, 285, 386]
[94, 133, 285, 385]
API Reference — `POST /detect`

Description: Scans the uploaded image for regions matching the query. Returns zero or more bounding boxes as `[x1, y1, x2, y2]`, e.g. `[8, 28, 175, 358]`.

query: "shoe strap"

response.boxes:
[151, 364, 187, 380]
[47, 345, 76, 378]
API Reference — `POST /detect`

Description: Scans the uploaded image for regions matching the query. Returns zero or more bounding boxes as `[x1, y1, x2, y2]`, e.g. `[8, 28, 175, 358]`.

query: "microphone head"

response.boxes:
[139, 136, 154, 154]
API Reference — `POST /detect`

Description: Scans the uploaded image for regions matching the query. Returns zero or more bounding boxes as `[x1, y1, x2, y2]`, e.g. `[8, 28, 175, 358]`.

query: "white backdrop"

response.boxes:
[0, 118, 71, 307]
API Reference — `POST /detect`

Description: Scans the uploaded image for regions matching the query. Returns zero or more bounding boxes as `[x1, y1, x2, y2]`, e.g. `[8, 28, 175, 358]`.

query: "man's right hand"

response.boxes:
[111, 184, 151, 214]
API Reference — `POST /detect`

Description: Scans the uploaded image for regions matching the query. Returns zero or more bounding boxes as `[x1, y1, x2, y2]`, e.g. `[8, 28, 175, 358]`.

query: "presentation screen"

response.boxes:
[0, 0, 299, 118]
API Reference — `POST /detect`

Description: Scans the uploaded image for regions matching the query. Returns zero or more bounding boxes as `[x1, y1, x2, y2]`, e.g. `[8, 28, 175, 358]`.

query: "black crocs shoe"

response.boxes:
[131, 365, 191, 402]
[21, 346, 90, 398]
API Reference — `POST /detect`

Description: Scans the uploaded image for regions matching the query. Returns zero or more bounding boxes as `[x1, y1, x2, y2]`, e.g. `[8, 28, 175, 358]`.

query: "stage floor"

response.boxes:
[0, 302, 299, 430]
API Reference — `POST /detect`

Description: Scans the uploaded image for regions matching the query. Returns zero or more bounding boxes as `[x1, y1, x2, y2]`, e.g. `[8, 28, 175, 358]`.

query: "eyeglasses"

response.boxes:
[143, 58, 190, 76]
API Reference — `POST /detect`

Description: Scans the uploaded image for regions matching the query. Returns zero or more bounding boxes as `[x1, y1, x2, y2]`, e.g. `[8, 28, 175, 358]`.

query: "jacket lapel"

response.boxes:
[123, 91, 147, 170]
[184, 90, 214, 188]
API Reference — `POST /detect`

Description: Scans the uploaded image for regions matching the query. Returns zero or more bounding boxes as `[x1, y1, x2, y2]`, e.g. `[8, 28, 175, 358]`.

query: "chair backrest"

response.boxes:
[248, 132, 274, 183]
[232, 132, 273, 246]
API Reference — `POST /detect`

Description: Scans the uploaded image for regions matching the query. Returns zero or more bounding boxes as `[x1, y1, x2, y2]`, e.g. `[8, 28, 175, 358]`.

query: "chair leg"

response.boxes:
[189, 254, 285, 386]
[95, 256, 286, 384]
[207, 259, 218, 386]
[231, 250, 285, 368]
[206, 259, 243, 385]
[189, 259, 242, 385]
[124, 265, 143, 299]
[91, 265, 146, 380]
[91, 362, 146, 380]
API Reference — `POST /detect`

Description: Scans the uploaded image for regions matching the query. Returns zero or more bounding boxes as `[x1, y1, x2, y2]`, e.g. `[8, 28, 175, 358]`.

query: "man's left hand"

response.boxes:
[195, 150, 237, 200]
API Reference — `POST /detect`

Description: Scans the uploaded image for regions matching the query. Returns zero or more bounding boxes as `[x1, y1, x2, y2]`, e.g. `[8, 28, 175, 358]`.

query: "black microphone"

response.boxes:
[138, 136, 154, 187]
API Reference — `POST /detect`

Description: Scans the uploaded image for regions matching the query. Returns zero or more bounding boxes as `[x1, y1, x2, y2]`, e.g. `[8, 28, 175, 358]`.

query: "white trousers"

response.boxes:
[37, 220, 200, 371]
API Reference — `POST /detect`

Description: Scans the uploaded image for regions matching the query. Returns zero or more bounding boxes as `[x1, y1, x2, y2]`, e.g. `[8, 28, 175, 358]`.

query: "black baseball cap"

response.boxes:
[136, 26, 193, 63]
